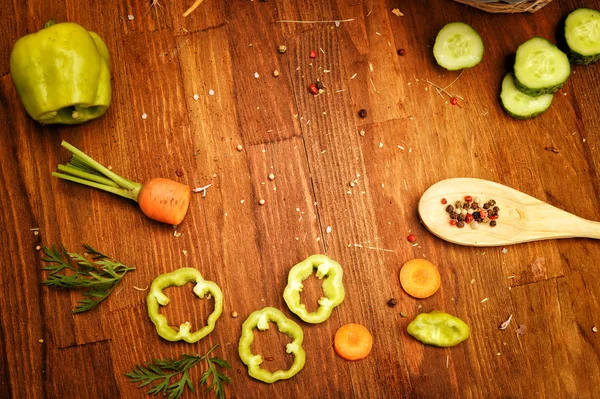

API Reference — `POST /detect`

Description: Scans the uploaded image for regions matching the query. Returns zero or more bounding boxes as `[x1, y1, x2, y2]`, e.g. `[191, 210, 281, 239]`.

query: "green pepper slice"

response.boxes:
[238, 307, 306, 383]
[9, 20, 111, 125]
[283, 254, 345, 324]
[147, 267, 223, 343]
[407, 311, 470, 347]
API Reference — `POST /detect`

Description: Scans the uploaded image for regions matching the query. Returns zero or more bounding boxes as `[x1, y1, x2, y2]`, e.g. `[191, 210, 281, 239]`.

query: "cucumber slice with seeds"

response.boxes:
[433, 22, 484, 71]
[565, 8, 600, 65]
[500, 73, 553, 120]
[513, 37, 570, 96]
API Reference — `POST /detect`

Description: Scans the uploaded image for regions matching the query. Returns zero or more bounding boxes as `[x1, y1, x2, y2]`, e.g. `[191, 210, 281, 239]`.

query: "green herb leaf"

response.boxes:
[41, 244, 136, 313]
[126, 344, 231, 399]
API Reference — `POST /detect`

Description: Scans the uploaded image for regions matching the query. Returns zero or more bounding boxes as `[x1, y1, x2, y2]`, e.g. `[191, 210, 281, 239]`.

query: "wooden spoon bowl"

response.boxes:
[418, 178, 600, 247]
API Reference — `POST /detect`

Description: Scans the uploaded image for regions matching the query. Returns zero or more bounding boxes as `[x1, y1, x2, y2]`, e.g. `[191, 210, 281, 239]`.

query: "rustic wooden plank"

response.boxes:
[46, 340, 120, 398]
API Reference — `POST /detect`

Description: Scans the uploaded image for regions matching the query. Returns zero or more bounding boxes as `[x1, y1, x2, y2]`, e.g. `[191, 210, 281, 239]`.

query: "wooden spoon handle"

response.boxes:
[516, 202, 600, 240]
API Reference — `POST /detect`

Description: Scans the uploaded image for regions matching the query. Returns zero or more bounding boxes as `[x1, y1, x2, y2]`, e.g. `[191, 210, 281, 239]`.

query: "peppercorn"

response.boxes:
[449, 212, 458, 219]
[465, 214, 474, 224]
[387, 298, 397, 308]
[358, 109, 368, 118]
[315, 80, 325, 90]
[483, 203, 490, 209]
[310, 49, 317, 58]
[457, 214, 465, 222]
[489, 214, 499, 220]
[308, 83, 318, 95]
[407, 234, 416, 243]
[445, 205, 454, 213]
[464, 195, 473, 202]
[441, 198, 447, 205]
[489, 199, 496, 206]
[490, 220, 497, 227]
[397, 48, 406, 56]
[450, 97, 458, 105]
[277, 45, 287, 54]
[473, 211, 480, 219]
[463, 202, 470, 209]
[449, 219, 457, 226]
[455, 201, 462, 208]
[457, 221, 465, 228]
[471, 202, 478, 210]
[493, 206, 500, 212]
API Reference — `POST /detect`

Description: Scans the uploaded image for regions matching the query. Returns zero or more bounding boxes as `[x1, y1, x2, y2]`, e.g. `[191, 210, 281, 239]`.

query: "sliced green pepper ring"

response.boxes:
[283, 254, 345, 324]
[238, 307, 306, 383]
[147, 267, 223, 343]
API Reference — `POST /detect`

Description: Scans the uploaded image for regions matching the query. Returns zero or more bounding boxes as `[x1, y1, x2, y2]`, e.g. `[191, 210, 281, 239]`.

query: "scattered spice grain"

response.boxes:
[358, 109, 368, 118]
[397, 48, 406, 56]
[386, 298, 397, 308]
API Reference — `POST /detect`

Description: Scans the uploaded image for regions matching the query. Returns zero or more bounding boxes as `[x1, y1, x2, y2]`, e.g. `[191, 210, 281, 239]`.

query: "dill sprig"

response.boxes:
[41, 244, 136, 313]
[126, 344, 231, 399]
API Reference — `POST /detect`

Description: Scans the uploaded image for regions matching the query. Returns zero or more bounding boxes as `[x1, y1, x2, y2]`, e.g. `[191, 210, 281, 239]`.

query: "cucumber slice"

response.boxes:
[433, 22, 484, 71]
[565, 8, 600, 65]
[513, 37, 570, 96]
[500, 73, 553, 120]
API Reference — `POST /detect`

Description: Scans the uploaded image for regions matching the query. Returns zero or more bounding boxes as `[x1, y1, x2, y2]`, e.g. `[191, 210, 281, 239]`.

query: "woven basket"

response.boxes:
[453, 0, 552, 13]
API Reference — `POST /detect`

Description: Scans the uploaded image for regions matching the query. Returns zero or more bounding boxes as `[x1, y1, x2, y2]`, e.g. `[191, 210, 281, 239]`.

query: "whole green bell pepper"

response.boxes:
[238, 307, 306, 383]
[283, 254, 345, 324]
[407, 311, 470, 347]
[9, 20, 111, 125]
[147, 267, 223, 343]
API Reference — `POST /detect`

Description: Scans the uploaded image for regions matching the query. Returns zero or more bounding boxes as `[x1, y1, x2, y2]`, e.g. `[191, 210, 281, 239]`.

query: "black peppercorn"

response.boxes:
[387, 298, 397, 308]
[483, 203, 490, 209]
[493, 206, 500, 212]
[449, 212, 458, 219]
[471, 202, 478, 210]
[463, 202, 470, 209]
[457, 221, 465, 228]
[490, 220, 497, 227]
[397, 48, 406, 56]
[473, 211, 480, 219]
[489, 199, 496, 206]
[358, 109, 367, 118]
[446, 205, 454, 213]
[457, 214, 465, 222]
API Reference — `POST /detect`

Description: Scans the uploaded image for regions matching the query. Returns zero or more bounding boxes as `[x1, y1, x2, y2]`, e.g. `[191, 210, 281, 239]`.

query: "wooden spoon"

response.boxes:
[418, 178, 600, 246]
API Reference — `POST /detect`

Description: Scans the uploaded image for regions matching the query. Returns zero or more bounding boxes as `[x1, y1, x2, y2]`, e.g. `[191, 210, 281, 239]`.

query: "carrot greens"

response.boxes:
[126, 344, 231, 399]
[41, 244, 136, 313]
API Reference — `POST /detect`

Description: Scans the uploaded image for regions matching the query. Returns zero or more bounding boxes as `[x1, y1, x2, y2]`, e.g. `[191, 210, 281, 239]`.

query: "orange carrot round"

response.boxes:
[399, 259, 441, 299]
[334, 323, 373, 361]
[138, 178, 191, 225]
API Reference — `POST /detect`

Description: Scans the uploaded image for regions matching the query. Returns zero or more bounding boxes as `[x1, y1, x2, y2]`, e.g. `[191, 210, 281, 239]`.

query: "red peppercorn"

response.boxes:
[407, 234, 416, 243]
[489, 214, 499, 220]
[449, 219, 457, 226]
[479, 210, 488, 219]
[310, 49, 317, 58]
[450, 97, 458, 105]
[441, 198, 447, 205]
[465, 214, 474, 224]
[464, 195, 473, 202]
[308, 83, 318, 94]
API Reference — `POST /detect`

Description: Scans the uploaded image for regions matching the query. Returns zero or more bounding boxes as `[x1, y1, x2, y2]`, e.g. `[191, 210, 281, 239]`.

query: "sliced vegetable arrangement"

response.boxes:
[53, 141, 191, 225]
[238, 307, 306, 383]
[147, 268, 223, 343]
[41, 244, 135, 313]
[564, 8, 600, 65]
[283, 254, 345, 324]
[10, 20, 111, 124]
[433, 22, 484, 71]
[500, 73, 554, 119]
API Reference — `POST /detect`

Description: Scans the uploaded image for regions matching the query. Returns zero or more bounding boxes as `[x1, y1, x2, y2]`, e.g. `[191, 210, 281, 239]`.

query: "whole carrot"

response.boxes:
[52, 141, 191, 225]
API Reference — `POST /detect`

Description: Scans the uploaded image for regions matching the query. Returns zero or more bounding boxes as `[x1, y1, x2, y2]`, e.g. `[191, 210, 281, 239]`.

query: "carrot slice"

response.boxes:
[334, 323, 373, 361]
[399, 259, 441, 299]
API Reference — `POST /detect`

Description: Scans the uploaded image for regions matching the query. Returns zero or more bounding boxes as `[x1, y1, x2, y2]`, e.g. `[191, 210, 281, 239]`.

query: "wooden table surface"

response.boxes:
[1, 0, 599, 398]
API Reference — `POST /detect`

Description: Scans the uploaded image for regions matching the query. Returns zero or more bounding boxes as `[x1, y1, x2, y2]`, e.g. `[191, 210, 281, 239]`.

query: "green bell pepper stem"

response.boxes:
[407, 311, 470, 347]
[238, 307, 306, 383]
[147, 267, 223, 344]
[9, 21, 111, 125]
[283, 255, 345, 324]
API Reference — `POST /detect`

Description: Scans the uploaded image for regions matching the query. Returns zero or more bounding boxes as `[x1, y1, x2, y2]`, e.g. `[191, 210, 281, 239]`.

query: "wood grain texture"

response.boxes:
[1, 0, 599, 398]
